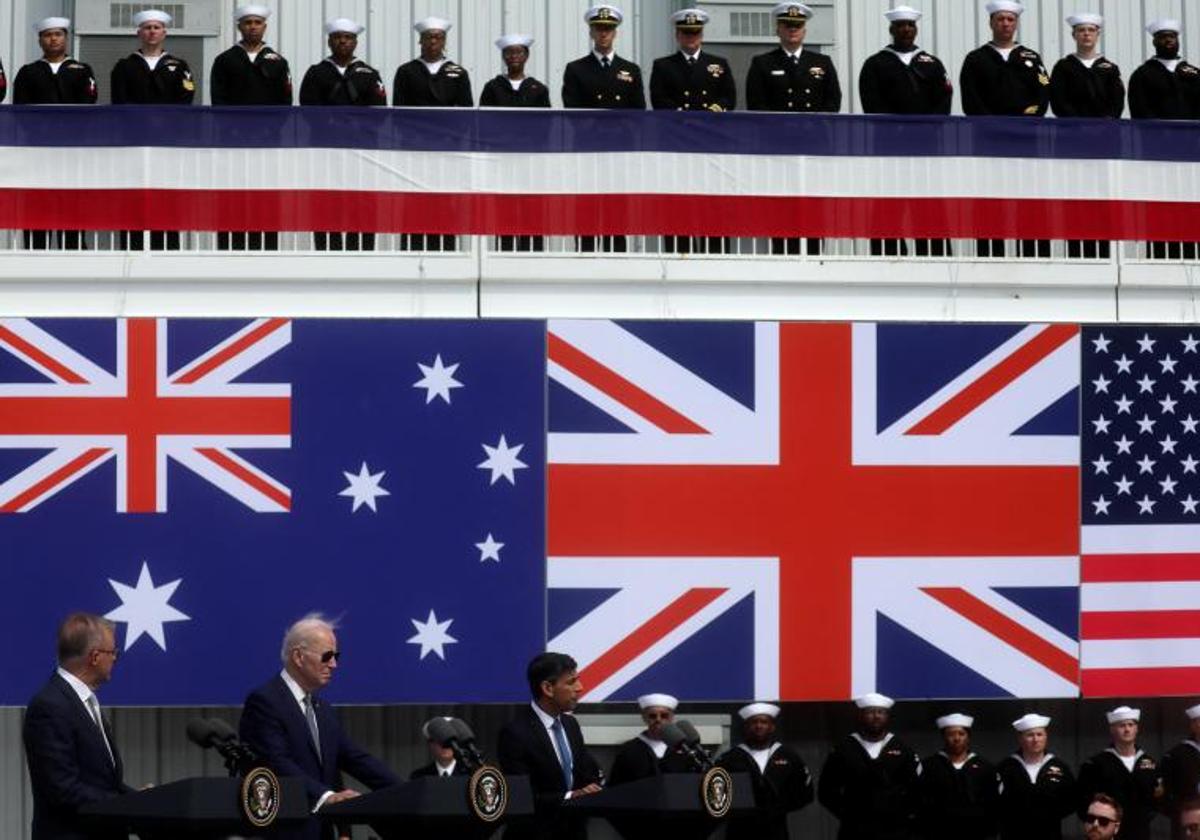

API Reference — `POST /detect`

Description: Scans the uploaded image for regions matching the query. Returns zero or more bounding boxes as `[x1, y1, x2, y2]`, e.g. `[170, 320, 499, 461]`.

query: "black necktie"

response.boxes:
[601, 57, 610, 69]
[687, 56, 696, 66]
[792, 55, 800, 65]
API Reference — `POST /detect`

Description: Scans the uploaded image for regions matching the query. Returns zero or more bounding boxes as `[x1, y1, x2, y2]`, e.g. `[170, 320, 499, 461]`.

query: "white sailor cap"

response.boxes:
[1066, 13, 1102, 28]
[1106, 706, 1141, 724]
[672, 9, 710, 29]
[1012, 713, 1051, 732]
[738, 702, 781, 720]
[985, 1, 1025, 16]
[421, 716, 454, 740]
[936, 713, 974, 729]
[885, 6, 923, 23]
[235, 4, 270, 21]
[638, 693, 679, 711]
[325, 18, 364, 35]
[133, 10, 172, 27]
[855, 693, 895, 710]
[772, 3, 815, 22]
[1147, 19, 1181, 36]
[415, 17, 452, 35]
[34, 16, 70, 33]
[495, 33, 534, 51]
[1186, 703, 1200, 720]
[585, 5, 624, 27]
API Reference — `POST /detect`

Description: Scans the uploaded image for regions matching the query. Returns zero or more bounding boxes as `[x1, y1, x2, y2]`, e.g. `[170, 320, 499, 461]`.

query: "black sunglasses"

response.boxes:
[319, 650, 340, 663]
[1084, 813, 1116, 828]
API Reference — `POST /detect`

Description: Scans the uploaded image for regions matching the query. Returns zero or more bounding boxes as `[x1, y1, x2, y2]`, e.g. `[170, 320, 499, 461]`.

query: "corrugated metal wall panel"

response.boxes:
[3, 0, 1198, 112]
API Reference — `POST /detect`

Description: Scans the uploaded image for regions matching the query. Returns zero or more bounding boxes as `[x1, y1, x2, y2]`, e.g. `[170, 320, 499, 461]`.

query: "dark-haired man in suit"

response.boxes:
[239, 613, 399, 840]
[410, 717, 473, 779]
[498, 651, 603, 840]
[23, 613, 135, 840]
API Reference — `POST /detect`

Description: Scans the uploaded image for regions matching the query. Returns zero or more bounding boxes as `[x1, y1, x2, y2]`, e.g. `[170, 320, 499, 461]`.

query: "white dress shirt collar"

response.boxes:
[280, 668, 310, 711]
[57, 667, 96, 707]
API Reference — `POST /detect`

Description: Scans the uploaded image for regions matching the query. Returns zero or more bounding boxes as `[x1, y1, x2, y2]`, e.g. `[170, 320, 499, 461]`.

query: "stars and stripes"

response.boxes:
[1081, 327, 1200, 696]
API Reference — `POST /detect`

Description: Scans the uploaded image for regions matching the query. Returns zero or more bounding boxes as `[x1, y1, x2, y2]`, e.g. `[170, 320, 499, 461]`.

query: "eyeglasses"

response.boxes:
[93, 648, 118, 660]
[1084, 813, 1117, 828]
[319, 650, 340, 663]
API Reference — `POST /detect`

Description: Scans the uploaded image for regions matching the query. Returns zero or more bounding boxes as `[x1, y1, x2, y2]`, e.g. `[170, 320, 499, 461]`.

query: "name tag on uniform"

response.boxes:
[771, 69, 785, 75]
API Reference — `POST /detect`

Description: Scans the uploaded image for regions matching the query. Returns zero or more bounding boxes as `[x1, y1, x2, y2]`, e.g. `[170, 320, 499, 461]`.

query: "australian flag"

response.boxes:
[0, 318, 546, 705]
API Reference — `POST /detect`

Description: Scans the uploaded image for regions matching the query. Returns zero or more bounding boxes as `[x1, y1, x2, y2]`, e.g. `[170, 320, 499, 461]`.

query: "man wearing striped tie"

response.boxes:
[498, 652, 603, 840]
[23, 613, 135, 840]
[240, 613, 399, 840]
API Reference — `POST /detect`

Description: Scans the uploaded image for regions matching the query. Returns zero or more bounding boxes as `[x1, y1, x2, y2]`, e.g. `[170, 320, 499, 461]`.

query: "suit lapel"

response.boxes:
[271, 676, 322, 762]
[51, 673, 120, 781]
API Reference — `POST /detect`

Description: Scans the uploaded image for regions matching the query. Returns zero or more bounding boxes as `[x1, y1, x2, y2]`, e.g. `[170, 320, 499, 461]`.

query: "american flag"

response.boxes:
[1081, 327, 1200, 696]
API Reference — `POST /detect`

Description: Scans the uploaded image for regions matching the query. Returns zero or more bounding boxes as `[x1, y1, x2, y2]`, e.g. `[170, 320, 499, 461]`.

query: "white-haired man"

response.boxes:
[239, 614, 399, 840]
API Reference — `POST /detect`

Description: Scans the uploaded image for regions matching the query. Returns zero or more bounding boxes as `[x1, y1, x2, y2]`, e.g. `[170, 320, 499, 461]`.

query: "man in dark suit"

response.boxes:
[239, 613, 399, 840]
[410, 717, 473, 779]
[23, 612, 135, 840]
[498, 652, 603, 840]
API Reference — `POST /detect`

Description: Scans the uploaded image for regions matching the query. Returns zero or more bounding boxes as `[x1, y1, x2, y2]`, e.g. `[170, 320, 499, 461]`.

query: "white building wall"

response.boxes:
[1, 0, 1197, 112]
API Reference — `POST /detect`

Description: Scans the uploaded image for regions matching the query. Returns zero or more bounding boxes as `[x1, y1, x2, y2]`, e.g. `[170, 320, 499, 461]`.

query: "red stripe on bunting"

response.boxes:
[1, 189, 1200, 240]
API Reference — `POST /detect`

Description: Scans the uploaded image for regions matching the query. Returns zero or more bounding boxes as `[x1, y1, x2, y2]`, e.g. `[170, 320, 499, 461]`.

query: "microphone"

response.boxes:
[186, 717, 259, 778]
[663, 720, 713, 771]
[449, 718, 486, 769]
[426, 717, 480, 771]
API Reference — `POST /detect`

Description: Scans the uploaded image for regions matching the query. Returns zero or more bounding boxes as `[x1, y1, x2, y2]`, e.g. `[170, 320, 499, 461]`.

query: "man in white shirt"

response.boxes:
[23, 612, 135, 840]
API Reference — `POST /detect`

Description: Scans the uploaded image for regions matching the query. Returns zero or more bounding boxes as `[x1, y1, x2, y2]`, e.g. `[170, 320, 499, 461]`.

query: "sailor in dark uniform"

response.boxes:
[608, 693, 691, 786]
[480, 34, 550, 108]
[393, 16, 469, 253]
[111, 10, 195, 105]
[818, 693, 921, 840]
[14, 18, 97, 251]
[562, 5, 646, 111]
[648, 8, 735, 255]
[1076, 706, 1161, 840]
[563, 5, 643, 253]
[919, 713, 998, 840]
[859, 5, 951, 115]
[960, 0, 1050, 117]
[393, 16, 473, 108]
[111, 10, 193, 252]
[746, 3, 838, 256]
[857, 4, 951, 257]
[995, 713, 1076, 840]
[650, 9, 735, 112]
[299, 18, 387, 252]
[1130, 19, 1200, 120]
[1050, 13, 1124, 118]
[14, 18, 97, 105]
[717, 702, 813, 840]
[1161, 702, 1200, 840]
[211, 5, 290, 106]
[410, 717, 473, 779]
[210, 4, 290, 251]
[960, 1, 1051, 257]
[746, 3, 841, 114]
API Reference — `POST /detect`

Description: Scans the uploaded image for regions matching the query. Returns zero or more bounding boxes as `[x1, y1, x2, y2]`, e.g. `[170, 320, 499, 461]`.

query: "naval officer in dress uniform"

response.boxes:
[818, 694, 922, 840]
[1076, 706, 1160, 840]
[649, 9, 736, 112]
[746, 2, 841, 113]
[718, 702, 814, 840]
[1050, 13, 1124, 118]
[996, 713, 1077, 840]
[919, 713, 999, 840]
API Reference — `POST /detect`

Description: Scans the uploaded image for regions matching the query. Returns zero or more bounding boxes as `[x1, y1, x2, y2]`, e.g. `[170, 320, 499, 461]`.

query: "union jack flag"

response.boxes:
[0, 318, 291, 513]
[548, 320, 1081, 701]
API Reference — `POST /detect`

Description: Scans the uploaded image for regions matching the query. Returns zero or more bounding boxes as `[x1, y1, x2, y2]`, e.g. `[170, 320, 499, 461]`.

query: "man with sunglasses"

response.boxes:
[240, 613, 399, 840]
[1081, 794, 1122, 840]
[608, 693, 691, 786]
[23, 613, 135, 840]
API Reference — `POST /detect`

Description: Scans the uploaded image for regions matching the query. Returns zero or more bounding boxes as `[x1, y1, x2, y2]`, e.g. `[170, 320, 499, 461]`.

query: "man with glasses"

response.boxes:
[1081, 794, 1122, 840]
[23, 613, 135, 840]
[609, 693, 691, 786]
[239, 613, 399, 840]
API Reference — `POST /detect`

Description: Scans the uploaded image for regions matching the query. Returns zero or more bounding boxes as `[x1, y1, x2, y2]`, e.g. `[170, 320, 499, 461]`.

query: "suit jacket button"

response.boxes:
[805, 88, 811, 93]
[616, 94, 621, 100]
[684, 90, 690, 95]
